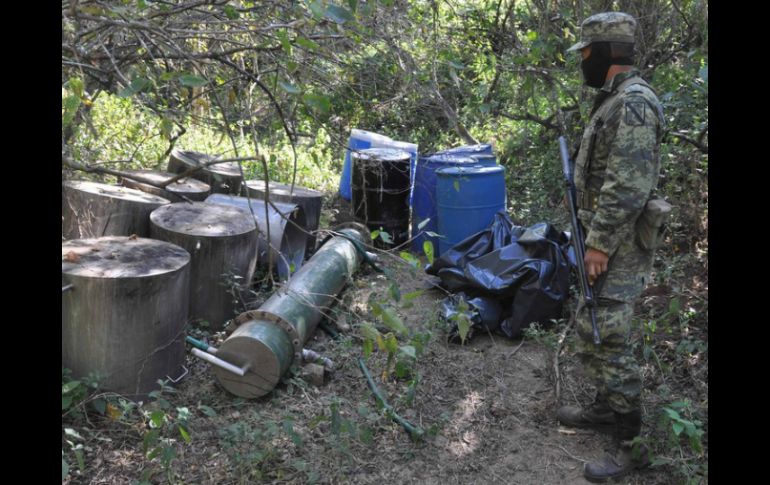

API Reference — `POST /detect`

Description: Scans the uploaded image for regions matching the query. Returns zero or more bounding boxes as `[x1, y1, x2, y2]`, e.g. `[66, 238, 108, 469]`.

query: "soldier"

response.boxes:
[557, 12, 666, 483]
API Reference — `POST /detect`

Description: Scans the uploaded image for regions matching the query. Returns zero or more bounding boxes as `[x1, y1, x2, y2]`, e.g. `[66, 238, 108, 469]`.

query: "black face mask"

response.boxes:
[580, 43, 613, 89]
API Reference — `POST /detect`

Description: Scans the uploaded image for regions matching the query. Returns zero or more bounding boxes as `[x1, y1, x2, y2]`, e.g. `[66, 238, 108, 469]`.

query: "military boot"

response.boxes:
[557, 396, 615, 434]
[583, 410, 650, 483]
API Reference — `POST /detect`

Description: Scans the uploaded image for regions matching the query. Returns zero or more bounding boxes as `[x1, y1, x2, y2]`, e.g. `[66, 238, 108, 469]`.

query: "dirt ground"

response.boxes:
[66, 197, 687, 485]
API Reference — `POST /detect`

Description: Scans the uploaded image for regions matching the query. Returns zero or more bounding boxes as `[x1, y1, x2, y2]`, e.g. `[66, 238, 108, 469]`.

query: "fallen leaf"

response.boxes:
[106, 403, 121, 420]
[63, 251, 80, 263]
[129, 234, 138, 240]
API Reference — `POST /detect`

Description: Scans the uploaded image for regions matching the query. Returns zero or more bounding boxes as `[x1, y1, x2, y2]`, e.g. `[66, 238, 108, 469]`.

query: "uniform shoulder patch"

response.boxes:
[624, 99, 646, 126]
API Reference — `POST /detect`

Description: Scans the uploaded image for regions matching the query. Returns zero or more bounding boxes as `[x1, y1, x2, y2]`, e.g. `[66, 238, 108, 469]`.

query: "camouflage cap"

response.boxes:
[567, 12, 637, 52]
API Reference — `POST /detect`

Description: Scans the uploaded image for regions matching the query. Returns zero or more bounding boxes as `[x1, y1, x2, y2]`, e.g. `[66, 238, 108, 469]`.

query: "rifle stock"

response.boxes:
[558, 136, 601, 345]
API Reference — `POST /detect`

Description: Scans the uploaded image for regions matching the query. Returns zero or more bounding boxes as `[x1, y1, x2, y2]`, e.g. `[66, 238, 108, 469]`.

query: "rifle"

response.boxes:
[558, 136, 601, 345]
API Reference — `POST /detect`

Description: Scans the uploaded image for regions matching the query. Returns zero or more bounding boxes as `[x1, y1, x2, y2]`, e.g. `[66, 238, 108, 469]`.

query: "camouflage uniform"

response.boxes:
[570, 18, 665, 415]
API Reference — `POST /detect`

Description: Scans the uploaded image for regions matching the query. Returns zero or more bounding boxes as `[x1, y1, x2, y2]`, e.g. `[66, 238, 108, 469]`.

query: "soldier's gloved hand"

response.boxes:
[584, 248, 609, 285]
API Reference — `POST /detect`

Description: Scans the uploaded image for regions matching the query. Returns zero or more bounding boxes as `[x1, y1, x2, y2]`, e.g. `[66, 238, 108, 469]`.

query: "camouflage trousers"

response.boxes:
[575, 234, 654, 414]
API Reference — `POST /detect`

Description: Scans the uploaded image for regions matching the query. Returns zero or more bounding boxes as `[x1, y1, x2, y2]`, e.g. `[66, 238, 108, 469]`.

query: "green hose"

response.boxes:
[185, 336, 212, 352]
[357, 357, 424, 441]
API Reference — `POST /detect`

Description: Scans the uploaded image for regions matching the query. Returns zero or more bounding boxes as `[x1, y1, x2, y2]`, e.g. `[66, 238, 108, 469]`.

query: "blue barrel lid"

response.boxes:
[434, 143, 494, 156]
[436, 165, 505, 176]
[352, 147, 411, 162]
[471, 153, 496, 163]
[422, 154, 478, 164]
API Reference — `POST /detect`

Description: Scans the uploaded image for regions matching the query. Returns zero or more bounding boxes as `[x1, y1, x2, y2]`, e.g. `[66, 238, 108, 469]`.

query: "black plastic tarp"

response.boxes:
[427, 211, 572, 340]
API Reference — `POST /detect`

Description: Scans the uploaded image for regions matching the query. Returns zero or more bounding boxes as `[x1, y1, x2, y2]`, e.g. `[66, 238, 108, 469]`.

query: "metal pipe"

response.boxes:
[213, 223, 369, 398]
[190, 348, 249, 376]
[302, 348, 335, 372]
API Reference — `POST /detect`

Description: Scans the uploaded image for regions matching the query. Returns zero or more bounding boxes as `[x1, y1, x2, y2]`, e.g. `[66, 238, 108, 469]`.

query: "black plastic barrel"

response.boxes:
[351, 148, 411, 246]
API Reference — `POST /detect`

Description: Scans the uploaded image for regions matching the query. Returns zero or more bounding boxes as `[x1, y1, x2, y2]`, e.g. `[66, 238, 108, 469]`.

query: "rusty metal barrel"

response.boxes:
[205, 194, 307, 280]
[168, 149, 243, 195]
[119, 169, 211, 202]
[150, 202, 258, 330]
[243, 180, 323, 255]
[62, 236, 190, 399]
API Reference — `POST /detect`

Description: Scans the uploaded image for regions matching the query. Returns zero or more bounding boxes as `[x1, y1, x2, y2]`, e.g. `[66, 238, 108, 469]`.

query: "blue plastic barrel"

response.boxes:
[435, 165, 507, 255]
[339, 129, 393, 200]
[411, 154, 497, 253]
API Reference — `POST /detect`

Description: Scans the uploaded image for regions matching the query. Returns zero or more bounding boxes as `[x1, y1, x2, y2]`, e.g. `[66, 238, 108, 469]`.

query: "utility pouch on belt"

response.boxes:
[635, 198, 672, 251]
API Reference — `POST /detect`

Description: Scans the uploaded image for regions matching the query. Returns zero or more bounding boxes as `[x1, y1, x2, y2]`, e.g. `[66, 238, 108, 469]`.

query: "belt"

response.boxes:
[576, 190, 599, 211]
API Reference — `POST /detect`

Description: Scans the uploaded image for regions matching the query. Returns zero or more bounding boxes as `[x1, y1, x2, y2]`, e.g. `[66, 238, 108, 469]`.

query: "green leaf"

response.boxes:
[179, 75, 208, 87]
[287, 60, 299, 73]
[363, 339, 373, 358]
[143, 429, 160, 453]
[62, 457, 69, 481]
[371, 302, 408, 336]
[423, 241, 434, 264]
[672, 422, 684, 436]
[457, 314, 472, 344]
[325, 5, 355, 23]
[68, 77, 84, 98]
[150, 410, 165, 428]
[359, 322, 381, 341]
[92, 398, 107, 415]
[348, 0, 359, 12]
[279, 81, 301, 94]
[668, 297, 681, 316]
[295, 37, 320, 51]
[307, 0, 325, 18]
[689, 434, 703, 454]
[330, 401, 341, 436]
[359, 425, 373, 444]
[62, 95, 81, 127]
[224, 5, 239, 19]
[74, 448, 85, 472]
[62, 395, 73, 410]
[663, 408, 680, 420]
[526, 31, 538, 42]
[303, 93, 331, 113]
[62, 380, 82, 394]
[161, 445, 176, 464]
[378, 231, 392, 244]
[179, 424, 191, 443]
[448, 60, 465, 70]
[370, 230, 380, 240]
[384, 333, 399, 353]
[395, 360, 411, 379]
[399, 251, 419, 269]
[453, 180, 460, 192]
[198, 405, 217, 417]
[417, 218, 430, 230]
[403, 290, 423, 302]
[160, 117, 173, 140]
[277, 29, 292, 55]
[389, 280, 401, 302]
[425, 231, 444, 238]
[399, 345, 417, 359]
[118, 77, 150, 97]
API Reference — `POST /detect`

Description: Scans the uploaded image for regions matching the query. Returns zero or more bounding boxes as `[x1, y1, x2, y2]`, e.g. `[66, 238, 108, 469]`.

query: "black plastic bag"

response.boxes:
[427, 211, 571, 339]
